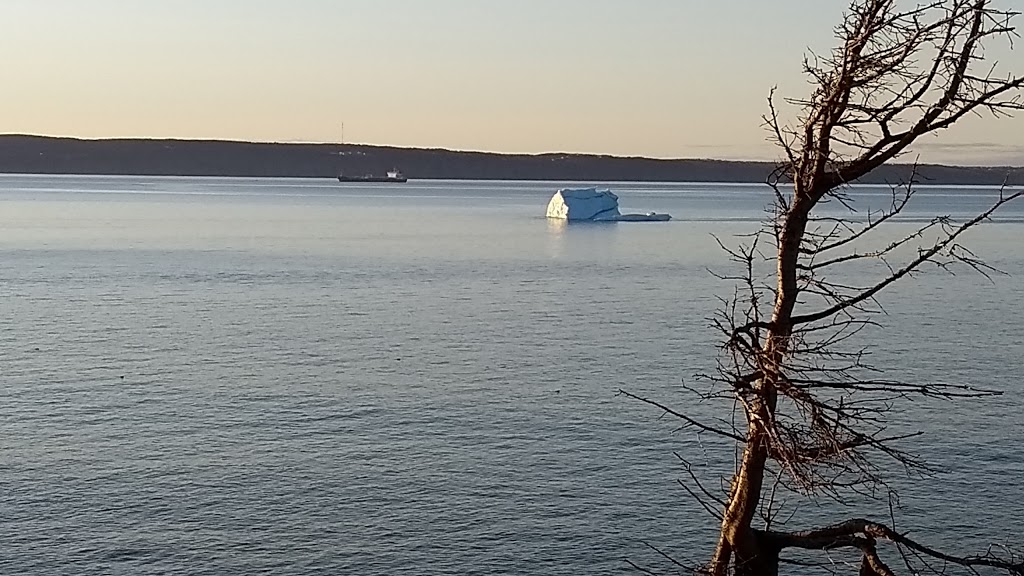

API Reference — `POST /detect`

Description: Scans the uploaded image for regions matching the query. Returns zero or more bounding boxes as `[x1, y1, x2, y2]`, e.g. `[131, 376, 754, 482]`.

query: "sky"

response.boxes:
[2, 0, 1023, 165]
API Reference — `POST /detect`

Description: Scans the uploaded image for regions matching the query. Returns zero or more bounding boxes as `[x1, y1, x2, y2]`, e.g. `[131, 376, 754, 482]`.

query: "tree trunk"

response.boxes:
[715, 183, 817, 576]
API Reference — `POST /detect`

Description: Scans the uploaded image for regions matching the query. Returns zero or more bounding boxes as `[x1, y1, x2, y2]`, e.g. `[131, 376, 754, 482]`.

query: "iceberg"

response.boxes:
[545, 187, 622, 221]
[545, 188, 671, 222]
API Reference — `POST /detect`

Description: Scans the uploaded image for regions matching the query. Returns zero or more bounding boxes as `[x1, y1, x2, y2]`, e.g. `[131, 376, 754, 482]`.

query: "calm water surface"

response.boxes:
[1, 175, 1022, 575]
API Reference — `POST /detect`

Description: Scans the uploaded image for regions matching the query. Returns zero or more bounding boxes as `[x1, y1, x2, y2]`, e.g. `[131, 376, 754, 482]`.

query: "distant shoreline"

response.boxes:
[2, 134, 1021, 185]
[2, 173, 1020, 189]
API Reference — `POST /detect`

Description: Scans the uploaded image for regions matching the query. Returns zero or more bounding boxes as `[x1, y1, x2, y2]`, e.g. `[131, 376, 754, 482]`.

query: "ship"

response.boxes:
[337, 169, 407, 183]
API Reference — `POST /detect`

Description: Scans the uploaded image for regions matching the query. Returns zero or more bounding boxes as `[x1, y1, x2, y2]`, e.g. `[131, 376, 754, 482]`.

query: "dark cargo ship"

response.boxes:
[337, 169, 407, 183]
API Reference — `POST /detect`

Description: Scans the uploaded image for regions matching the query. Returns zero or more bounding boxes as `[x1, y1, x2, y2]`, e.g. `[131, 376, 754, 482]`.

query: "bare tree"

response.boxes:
[626, 2, 1024, 575]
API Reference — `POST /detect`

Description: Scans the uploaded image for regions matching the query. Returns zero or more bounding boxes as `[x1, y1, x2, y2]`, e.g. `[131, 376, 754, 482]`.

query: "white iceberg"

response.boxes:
[545, 188, 671, 222]
[545, 188, 621, 221]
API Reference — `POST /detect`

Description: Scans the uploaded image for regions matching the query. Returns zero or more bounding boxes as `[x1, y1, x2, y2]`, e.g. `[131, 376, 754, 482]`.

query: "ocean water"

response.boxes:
[1, 175, 1022, 575]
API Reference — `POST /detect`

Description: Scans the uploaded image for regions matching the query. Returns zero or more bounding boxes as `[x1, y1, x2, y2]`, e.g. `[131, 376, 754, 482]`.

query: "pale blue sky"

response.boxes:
[2, 0, 1022, 164]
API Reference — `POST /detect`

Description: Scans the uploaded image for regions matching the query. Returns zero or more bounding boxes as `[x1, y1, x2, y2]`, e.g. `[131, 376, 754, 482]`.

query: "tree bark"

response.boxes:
[716, 178, 821, 576]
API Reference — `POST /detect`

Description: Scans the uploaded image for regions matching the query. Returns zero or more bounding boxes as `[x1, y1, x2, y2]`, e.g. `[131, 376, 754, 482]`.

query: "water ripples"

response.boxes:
[2, 178, 1022, 575]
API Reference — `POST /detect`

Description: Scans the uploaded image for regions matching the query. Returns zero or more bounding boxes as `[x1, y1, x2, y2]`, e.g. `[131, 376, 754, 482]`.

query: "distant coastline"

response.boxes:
[1, 134, 1021, 185]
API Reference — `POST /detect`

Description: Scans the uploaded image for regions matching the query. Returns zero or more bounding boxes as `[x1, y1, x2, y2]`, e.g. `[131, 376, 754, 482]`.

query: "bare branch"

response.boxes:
[770, 519, 1024, 575]
[792, 190, 1022, 326]
[618, 389, 747, 443]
